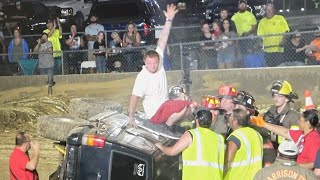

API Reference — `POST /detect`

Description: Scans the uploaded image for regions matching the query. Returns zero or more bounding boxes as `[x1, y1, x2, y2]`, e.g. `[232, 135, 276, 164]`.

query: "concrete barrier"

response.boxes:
[0, 66, 319, 106]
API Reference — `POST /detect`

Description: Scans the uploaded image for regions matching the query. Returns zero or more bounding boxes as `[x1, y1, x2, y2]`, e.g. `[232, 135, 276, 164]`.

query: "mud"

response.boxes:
[0, 81, 135, 179]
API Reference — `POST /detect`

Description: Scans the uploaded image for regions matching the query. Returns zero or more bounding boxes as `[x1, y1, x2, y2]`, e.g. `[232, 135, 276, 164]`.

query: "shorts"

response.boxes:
[217, 53, 236, 64]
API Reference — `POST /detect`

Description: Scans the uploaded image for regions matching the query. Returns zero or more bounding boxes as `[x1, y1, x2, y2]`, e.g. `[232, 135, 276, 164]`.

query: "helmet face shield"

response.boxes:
[169, 85, 185, 99]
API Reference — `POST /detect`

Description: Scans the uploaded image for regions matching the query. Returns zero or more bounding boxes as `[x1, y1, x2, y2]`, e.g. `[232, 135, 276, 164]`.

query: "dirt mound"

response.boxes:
[0, 96, 69, 131]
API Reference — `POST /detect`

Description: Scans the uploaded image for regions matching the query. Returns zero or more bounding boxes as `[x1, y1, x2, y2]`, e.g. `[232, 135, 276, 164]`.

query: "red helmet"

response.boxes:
[218, 84, 237, 98]
[201, 95, 222, 110]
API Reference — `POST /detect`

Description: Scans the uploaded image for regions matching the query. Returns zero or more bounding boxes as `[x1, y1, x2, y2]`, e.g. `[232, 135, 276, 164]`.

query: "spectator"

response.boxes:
[224, 108, 263, 180]
[280, 32, 307, 66]
[243, 38, 265, 68]
[0, 25, 5, 61]
[93, 31, 107, 73]
[314, 150, 320, 178]
[263, 80, 300, 149]
[85, 14, 104, 61]
[254, 140, 317, 180]
[305, 29, 320, 65]
[64, 23, 85, 74]
[108, 31, 123, 72]
[155, 109, 225, 180]
[5, 1, 27, 36]
[251, 109, 320, 170]
[199, 20, 218, 69]
[127, 4, 178, 128]
[34, 33, 55, 87]
[257, 4, 290, 67]
[231, 0, 257, 62]
[219, 8, 237, 34]
[201, 95, 228, 138]
[212, 21, 222, 40]
[8, 28, 29, 75]
[9, 132, 40, 180]
[216, 19, 237, 69]
[43, 18, 62, 58]
[122, 22, 142, 72]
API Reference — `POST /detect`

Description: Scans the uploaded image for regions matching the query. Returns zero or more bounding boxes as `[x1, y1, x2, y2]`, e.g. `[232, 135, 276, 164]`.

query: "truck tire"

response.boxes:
[69, 98, 122, 119]
[37, 115, 89, 141]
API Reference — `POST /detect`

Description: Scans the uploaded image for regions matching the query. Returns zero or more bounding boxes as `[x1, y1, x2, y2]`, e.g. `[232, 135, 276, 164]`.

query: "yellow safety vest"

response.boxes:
[182, 127, 225, 180]
[225, 127, 263, 180]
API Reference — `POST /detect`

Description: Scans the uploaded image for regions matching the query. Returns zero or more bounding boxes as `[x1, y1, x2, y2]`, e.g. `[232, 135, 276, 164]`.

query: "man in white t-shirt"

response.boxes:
[128, 4, 179, 128]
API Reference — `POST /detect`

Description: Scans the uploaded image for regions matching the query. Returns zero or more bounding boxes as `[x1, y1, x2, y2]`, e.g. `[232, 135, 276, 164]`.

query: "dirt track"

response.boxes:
[0, 81, 135, 179]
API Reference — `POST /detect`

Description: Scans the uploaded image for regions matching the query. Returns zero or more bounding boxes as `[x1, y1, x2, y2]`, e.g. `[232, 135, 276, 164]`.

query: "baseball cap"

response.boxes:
[278, 140, 298, 156]
[15, 1, 21, 6]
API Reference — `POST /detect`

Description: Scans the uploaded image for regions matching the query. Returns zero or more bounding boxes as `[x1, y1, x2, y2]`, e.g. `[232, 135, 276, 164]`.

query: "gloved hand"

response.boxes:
[250, 115, 266, 127]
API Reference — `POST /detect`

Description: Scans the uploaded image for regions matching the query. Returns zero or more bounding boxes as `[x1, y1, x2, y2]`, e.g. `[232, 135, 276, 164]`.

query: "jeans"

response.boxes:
[95, 56, 106, 73]
[39, 67, 54, 86]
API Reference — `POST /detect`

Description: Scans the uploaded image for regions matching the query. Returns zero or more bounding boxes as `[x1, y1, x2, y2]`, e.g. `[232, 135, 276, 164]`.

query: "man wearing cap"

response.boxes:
[258, 3, 290, 67]
[254, 140, 317, 180]
[43, 17, 63, 68]
[85, 14, 104, 61]
[201, 95, 228, 138]
[264, 80, 300, 148]
[156, 109, 225, 180]
[224, 108, 263, 180]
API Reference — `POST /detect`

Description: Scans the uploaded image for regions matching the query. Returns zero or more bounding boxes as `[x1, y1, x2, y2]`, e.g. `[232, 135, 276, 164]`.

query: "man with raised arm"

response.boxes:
[128, 4, 178, 128]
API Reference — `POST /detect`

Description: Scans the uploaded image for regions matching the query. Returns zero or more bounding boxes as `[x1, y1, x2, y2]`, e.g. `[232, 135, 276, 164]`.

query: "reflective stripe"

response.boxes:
[230, 130, 262, 168]
[194, 129, 202, 161]
[183, 129, 223, 170]
[183, 160, 223, 170]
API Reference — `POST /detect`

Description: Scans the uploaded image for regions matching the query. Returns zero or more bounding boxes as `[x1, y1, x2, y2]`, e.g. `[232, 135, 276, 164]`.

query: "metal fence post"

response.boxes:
[61, 52, 64, 75]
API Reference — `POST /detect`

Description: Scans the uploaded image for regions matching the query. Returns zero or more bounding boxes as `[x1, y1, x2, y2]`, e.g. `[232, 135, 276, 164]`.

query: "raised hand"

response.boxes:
[163, 4, 179, 20]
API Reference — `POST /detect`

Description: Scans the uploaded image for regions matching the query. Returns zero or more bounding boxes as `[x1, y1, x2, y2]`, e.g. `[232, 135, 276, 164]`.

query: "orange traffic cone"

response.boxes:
[304, 90, 315, 110]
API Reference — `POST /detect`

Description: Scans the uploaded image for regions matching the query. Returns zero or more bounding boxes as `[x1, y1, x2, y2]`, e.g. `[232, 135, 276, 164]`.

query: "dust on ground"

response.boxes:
[0, 80, 136, 180]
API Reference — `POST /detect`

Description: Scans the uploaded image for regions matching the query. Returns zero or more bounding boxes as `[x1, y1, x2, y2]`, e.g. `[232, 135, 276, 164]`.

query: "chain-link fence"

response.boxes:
[0, 26, 320, 76]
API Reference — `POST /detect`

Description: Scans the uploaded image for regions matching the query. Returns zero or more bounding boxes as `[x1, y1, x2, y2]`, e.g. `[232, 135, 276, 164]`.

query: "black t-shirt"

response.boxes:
[284, 40, 306, 63]
[93, 40, 106, 58]
[64, 33, 83, 50]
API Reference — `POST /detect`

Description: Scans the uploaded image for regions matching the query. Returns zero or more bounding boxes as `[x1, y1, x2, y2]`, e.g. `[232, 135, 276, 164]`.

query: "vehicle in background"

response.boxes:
[87, 0, 163, 46]
[205, 0, 320, 23]
[40, 0, 94, 31]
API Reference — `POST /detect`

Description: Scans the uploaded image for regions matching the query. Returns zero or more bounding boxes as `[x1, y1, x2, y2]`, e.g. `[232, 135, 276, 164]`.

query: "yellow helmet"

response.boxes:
[271, 80, 298, 99]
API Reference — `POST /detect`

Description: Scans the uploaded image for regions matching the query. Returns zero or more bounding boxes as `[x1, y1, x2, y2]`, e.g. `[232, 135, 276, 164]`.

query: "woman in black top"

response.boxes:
[93, 31, 107, 73]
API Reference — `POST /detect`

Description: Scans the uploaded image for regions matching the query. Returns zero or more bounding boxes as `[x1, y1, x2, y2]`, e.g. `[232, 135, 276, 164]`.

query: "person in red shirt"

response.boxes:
[9, 132, 40, 180]
[251, 109, 320, 170]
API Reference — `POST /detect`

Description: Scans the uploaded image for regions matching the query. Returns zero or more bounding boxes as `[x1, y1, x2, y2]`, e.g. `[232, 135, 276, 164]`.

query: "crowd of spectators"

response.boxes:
[0, 0, 320, 75]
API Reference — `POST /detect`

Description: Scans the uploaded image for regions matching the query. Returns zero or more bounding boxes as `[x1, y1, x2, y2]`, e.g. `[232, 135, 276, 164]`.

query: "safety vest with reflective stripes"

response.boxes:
[225, 127, 263, 180]
[182, 127, 225, 180]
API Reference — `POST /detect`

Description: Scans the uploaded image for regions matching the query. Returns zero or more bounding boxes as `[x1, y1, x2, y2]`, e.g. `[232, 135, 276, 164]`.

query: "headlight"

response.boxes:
[254, 5, 266, 17]
[61, 8, 73, 17]
[177, 2, 186, 10]
[205, 9, 212, 20]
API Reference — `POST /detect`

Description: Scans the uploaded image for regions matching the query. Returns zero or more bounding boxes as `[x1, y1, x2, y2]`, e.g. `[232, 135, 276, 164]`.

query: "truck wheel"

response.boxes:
[69, 98, 123, 119]
[37, 115, 89, 141]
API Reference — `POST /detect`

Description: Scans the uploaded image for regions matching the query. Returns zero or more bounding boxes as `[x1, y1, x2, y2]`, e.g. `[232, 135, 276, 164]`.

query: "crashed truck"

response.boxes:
[37, 97, 183, 180]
